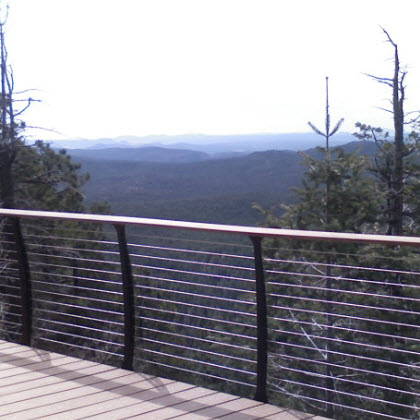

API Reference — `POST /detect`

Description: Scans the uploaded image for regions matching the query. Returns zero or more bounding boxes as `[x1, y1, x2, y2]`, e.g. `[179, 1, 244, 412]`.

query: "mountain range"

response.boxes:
[52, 132, 356, 154]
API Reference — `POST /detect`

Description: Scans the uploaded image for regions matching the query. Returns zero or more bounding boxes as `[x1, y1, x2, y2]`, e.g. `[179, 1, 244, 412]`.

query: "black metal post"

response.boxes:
[114, 224, 135, 370]
[12, 217, 32, 346]
[250, 235, 268, 403]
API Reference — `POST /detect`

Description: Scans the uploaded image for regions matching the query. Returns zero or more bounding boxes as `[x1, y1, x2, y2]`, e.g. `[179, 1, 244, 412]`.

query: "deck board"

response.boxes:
[0, 340, 316, 419]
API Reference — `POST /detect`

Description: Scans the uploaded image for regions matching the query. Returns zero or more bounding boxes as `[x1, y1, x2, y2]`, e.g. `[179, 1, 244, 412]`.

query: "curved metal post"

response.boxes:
[114, 224, 135, 370]
[250, 235, 268, 403]
[12, 217, 32, 346]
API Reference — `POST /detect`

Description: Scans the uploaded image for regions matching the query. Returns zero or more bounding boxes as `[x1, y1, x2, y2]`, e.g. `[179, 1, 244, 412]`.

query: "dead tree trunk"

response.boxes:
[367, 29, 407, 236]
[0, 17, 16, 210]
[390, 37, 404, 236]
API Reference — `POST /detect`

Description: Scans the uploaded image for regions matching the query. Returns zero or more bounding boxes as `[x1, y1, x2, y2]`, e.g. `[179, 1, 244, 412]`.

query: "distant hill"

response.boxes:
[74, 140, 376, 225]
[306, 140, 377, 159]
[76, 149, 301, 202]
[75, 149, 302, 224]
[67, 146, 209, 163]
[164, 132, 356, 154]
[51, 132, 357, 154]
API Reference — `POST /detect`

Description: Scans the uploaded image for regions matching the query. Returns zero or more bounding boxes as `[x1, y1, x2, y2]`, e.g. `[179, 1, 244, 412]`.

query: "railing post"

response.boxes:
[250, 235, 268, 403]
[11, 217, 32, 346]
[114, 224, 135, 370]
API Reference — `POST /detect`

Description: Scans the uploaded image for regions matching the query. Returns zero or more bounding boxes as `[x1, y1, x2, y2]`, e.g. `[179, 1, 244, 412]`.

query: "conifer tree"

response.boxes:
[265, 77, 379, 234]
[256, 79, 384, 419]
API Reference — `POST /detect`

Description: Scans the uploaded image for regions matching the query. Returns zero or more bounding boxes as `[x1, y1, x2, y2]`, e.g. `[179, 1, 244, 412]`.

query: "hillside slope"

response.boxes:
[74, 141, 375, 225]
[67, 146, 209, 163]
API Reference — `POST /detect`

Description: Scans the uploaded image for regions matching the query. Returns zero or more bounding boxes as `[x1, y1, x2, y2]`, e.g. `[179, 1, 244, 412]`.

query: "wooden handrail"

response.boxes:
[1, 208, 420, 246]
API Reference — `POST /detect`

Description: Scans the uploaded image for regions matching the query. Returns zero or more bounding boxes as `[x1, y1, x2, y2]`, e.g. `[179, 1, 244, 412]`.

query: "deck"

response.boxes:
[0, 340, 325, 420]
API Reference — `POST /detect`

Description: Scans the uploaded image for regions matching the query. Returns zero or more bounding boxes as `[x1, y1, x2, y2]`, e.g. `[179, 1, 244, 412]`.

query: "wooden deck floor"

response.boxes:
[0, 340, 326, 420]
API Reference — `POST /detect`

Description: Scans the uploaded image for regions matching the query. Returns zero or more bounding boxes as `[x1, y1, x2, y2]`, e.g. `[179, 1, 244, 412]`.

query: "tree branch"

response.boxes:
[308, 121, 325, 137]
[364, 73, 393, 87]
[380, 26, 398, 49]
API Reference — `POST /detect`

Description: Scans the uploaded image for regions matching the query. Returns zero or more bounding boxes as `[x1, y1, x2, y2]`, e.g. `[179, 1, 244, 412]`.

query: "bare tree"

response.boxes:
[0, 5, 37, 345]
[0, 6, 36, 210]
[356, 28, 420, 236]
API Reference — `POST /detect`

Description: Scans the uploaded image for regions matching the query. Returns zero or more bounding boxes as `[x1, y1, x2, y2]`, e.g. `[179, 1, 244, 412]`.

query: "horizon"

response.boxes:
[48, 131, 363, 153]
[50, 130, 357, 143]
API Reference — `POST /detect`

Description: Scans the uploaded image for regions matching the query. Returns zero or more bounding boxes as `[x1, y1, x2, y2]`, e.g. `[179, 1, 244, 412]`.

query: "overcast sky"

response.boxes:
[5, 0, 420, 141]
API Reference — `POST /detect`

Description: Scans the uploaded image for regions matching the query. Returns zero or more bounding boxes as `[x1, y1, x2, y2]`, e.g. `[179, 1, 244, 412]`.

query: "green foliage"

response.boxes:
[256, 134, 418, 417]
[354, 123, 420, 235]
[11, 140, 89, 212]
[275, 147, 379, 233]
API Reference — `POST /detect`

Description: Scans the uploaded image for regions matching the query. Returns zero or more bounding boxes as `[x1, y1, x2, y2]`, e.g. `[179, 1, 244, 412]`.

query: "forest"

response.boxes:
[0, 8, 418, 420]
[70, 141, 377, 225]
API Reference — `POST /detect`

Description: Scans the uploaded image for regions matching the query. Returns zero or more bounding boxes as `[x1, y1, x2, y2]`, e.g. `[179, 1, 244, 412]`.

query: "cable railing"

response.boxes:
[0, 208, 418, 420]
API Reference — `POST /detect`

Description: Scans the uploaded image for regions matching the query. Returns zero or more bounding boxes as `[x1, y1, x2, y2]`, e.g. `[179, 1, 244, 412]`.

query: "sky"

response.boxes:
[4, 0, 420, 141]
